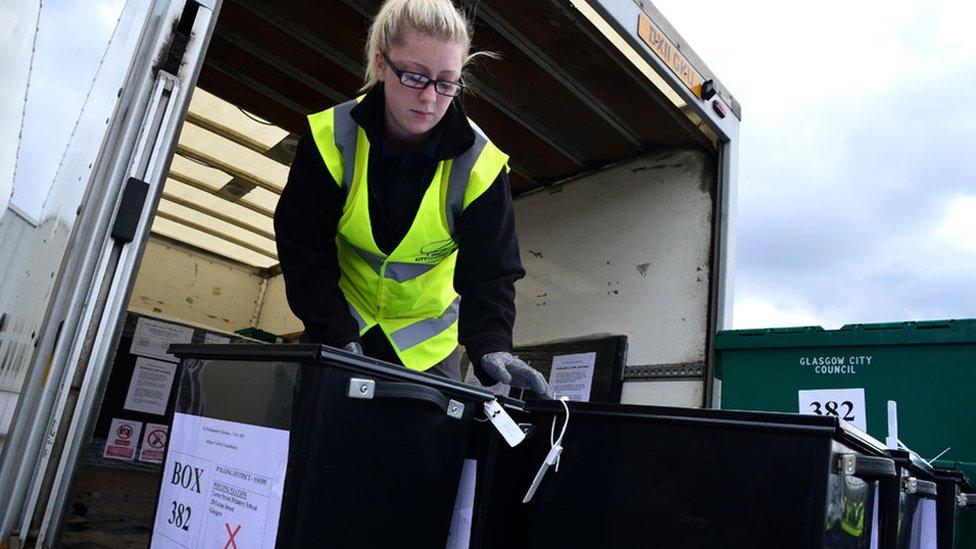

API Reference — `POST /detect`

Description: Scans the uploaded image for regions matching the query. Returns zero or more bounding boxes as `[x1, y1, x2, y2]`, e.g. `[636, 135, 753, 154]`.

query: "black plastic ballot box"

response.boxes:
[150, 344, 911, 548]
[149, 344, 495, 548]
[932, 466, 975, 549]
[472, 401, 899, 549]
[880, 449, 940, 549]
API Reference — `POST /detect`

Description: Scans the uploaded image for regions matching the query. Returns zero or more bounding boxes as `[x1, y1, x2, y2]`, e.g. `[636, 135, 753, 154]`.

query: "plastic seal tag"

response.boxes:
[523, 444, 562, 503]
[483, 399, 525, 447]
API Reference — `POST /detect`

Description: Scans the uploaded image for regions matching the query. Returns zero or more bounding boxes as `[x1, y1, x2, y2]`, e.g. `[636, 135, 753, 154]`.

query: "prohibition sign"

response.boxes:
[117, 424, 133, 440]
[224, 523, 241, 549]
[147, 428, 167, 449]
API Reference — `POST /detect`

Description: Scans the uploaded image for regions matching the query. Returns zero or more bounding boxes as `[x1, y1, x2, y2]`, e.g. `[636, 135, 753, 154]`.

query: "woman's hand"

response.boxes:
[480, 352, 549, 397]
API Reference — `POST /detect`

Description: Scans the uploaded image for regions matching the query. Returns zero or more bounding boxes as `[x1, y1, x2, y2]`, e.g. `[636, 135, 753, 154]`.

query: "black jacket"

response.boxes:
[274, 85, 524, 377]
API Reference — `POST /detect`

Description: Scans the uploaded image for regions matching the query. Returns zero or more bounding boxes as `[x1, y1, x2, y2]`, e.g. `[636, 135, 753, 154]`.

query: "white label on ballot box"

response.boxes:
[870, 485, 879, 549]
[150, 413, 288, 548]
[917, 498, 937, 549]
[484, 400, 525, 447]
[445, 459, 477, 549]
[797, 388, 867, 431]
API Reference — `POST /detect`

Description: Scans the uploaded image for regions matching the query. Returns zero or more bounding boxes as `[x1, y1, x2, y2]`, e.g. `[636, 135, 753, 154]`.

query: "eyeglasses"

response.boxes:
[382, 52, 465, 97]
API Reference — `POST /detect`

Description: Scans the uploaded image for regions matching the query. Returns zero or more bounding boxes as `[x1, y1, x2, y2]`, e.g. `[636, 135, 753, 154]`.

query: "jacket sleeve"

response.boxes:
[454, 169, 526, 385]
[274, 133, 361, 347]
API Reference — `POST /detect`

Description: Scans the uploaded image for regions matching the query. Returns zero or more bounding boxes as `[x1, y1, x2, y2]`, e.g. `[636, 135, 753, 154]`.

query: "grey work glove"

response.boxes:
[481, 351, 549, 397]
[342, 341, 363, 355]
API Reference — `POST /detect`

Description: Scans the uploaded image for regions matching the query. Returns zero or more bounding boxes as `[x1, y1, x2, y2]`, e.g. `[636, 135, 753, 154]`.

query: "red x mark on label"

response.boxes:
[224, 523, 241, 549]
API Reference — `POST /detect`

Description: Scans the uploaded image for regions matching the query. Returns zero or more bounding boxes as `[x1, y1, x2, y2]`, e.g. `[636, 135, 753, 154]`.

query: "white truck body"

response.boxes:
[0, 0, 739, 544]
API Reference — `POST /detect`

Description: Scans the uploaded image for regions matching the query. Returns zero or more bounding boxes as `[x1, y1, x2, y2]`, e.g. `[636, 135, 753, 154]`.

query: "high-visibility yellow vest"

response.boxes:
[307, 98, 509, 371]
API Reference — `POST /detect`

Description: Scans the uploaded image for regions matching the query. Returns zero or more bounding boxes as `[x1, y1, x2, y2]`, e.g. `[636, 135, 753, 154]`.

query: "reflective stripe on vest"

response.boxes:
[308, 98, 509, 371]
[350, 247, 436, 282]
[333, 100, 358, 192]
[390, 296, 461, 351]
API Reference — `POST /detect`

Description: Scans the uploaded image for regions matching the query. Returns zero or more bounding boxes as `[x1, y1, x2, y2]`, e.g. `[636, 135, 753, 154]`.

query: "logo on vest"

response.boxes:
[415, 238, 457, 264]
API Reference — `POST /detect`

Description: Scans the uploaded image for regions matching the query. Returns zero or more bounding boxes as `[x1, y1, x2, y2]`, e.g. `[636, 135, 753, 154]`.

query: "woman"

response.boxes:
[274, 0, 547, 396]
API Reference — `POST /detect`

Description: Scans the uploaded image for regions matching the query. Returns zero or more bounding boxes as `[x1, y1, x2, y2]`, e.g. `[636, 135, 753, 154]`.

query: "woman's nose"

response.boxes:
[420, 83, 438, 103]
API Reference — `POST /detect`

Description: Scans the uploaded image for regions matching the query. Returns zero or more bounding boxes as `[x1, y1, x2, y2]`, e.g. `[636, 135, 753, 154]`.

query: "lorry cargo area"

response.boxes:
[0, 0, 740, 545]
[134, 0, 735, 406]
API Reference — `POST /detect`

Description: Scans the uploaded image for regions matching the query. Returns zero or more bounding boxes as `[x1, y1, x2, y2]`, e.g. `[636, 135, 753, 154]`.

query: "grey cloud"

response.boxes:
[735, 59, 976, 324]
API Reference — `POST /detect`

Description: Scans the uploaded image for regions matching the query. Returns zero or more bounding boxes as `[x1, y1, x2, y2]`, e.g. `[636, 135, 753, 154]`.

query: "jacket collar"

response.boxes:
[349, 83, 476, 161]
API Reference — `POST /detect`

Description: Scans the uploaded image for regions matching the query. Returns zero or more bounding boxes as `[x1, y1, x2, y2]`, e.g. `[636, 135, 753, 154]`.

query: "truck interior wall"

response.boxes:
[256, 273, 302, 337]
[512, 149, 714, 407]
[126, 238, 264, 333]
[128, 146, 719, 409]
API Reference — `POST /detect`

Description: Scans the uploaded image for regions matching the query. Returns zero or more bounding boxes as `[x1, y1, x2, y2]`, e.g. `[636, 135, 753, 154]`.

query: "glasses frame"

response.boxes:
[381, 52, 465, 98]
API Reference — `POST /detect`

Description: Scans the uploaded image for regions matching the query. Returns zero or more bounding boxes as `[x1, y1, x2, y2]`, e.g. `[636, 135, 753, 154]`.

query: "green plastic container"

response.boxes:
[715, 319, 976, 464]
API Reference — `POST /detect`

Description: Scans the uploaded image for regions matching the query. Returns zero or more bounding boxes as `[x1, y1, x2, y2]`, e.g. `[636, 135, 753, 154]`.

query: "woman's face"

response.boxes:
[377, 29, 465, 147]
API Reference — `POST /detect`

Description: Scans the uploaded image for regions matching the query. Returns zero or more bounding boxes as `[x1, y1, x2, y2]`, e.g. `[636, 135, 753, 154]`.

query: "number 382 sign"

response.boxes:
[797, 388, 867, 432]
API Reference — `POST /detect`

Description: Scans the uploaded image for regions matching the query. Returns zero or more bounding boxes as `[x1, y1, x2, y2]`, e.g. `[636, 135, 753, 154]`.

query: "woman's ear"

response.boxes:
[374, 51, 385, 82]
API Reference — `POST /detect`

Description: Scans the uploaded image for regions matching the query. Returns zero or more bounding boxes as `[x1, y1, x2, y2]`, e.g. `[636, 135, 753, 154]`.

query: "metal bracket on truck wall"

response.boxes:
[624, 362, 705, 380]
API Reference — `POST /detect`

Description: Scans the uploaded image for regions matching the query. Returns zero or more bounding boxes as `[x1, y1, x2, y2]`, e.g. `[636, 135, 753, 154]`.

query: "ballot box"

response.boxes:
[880, 449, 940, 549]
[148, 344, 495, 548]
[932, 465, 976, 549]
[472, 401, 899, 549]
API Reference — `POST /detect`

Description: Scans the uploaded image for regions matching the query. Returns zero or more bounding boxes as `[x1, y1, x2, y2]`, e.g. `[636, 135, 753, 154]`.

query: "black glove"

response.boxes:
[481, 351, 549, 397]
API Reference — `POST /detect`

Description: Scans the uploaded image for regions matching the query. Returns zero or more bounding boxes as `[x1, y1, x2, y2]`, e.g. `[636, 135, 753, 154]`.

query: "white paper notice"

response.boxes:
[445, 459, 477, 549]
[140, 423, 169, 464]
[124, 357, 178, 416]
[104, 418, 143, 461]
[151, 413, 289, 549]
[549, 352, 597, 402]
[130, 317, 194, 362]
[797, 388, 867, 431]
[203, 333, 232, 345]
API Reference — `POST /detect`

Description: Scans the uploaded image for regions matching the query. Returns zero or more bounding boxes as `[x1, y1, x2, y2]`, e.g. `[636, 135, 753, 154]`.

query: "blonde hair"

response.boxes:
[362, 0, 495, 91]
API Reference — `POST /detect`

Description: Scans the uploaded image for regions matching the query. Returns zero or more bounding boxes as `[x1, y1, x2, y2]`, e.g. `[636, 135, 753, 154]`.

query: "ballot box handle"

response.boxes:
[347, 378, 465, 419]
[958, 493, 976, 508]
[834, 454, 897, 480]
[901, 477, 938, 498]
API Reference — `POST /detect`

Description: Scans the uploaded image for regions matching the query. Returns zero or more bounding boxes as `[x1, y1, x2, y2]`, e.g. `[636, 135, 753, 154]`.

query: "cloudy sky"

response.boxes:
[654, 0, 976, 329]
[12, 0, 125, 220]
[14, 0, 976, 331]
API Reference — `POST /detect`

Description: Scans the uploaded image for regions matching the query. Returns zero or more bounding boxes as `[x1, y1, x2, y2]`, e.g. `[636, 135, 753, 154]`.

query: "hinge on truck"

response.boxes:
[111, 177, 150, 243]
[160, 1, 201, 76]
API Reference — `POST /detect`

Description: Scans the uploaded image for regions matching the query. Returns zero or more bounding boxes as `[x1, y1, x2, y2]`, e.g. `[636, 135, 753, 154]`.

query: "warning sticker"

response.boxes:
[104, 418, 143, 461]
[140, 423, 169, 464]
